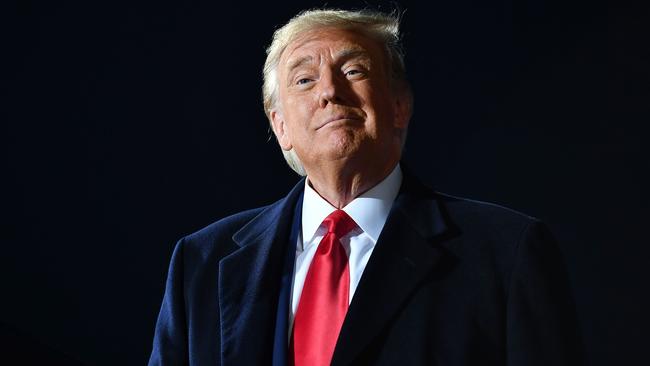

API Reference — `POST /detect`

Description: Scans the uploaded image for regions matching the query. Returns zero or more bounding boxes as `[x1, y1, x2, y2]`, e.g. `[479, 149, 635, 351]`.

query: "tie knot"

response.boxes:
[323, 209, 358, 238]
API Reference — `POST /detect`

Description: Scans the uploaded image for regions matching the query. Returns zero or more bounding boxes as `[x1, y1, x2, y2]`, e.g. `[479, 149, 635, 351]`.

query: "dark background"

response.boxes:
[3, 0, 648, 364]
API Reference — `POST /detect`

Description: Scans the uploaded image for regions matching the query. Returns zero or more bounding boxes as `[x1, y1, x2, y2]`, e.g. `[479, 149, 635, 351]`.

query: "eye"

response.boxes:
[345, 68, 365, 78]
[296, 78, 313, 85]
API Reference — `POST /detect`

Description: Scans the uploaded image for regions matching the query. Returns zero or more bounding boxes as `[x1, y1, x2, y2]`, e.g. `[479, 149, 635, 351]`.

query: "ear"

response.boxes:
[270, 109, 293, 151]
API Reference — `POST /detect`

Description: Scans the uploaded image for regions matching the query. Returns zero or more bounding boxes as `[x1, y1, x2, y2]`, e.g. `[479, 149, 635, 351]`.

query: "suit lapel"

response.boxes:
[332, 171, 459, 366]
[218, 179, 305, 366]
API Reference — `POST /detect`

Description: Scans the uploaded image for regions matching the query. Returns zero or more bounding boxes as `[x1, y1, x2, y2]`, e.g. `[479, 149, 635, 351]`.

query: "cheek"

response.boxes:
[363, 90, 395, 128]
[376, 89, 399, 121]
[361, 81, 391, 108]
[285, 97, 316, 128]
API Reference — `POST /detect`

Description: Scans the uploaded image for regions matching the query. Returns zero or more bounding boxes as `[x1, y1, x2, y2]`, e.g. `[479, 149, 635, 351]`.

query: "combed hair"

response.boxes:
[262, 8, 410, 176]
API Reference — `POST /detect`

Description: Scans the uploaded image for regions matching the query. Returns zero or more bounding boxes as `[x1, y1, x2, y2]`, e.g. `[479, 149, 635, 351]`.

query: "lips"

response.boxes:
[317, 113, 363, 129]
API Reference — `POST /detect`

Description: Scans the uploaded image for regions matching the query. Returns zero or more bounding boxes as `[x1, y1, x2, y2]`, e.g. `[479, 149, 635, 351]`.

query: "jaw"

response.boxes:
[297, 133, 402, 208]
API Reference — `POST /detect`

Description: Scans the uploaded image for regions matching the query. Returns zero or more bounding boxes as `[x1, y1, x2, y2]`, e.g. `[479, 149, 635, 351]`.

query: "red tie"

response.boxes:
[292, 209, 358, 366]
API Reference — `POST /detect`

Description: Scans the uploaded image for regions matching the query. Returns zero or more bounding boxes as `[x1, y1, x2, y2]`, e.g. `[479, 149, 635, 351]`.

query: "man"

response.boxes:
[149, 8, 583, 366]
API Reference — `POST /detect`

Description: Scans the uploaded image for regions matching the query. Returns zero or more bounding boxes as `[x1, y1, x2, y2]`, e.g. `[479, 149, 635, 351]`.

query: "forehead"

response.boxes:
[279, 27, 385, 68]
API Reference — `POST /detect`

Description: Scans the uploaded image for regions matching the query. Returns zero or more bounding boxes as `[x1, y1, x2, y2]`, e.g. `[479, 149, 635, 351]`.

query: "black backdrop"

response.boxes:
[3, 0, 648, 365]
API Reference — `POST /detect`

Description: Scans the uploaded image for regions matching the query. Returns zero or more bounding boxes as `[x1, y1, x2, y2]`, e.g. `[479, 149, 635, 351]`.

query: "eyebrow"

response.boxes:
[335, 48, 371, 63]
[285, 47, 372, 74]
[286, 55, 314, 75]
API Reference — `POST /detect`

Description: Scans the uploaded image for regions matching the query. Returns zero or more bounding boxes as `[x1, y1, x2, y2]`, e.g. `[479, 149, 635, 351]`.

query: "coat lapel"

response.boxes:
[218, 179, 305, 366]
[331, 170, 459, 366]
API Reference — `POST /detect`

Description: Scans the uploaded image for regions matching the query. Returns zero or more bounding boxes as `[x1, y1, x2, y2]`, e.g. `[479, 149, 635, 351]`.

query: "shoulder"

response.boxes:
[171, 206, 269, 263]
[167, 178, 306, 265]
[186, 206, 268, 244]
[430, 191, 551, 258]
[400, 166, 539, 243]
[432, 191, 558, 271]
[437, 192, 538, 234]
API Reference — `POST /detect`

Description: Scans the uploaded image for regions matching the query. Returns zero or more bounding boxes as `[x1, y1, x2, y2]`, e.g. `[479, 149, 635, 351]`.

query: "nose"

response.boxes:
[318, 68, 346, 108]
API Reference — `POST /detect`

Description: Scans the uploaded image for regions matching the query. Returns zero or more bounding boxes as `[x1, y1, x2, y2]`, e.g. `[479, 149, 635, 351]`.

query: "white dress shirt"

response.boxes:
[289, 164, 403, 333]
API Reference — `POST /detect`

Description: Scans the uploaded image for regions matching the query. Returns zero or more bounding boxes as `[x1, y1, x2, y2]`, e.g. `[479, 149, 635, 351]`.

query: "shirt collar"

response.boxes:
[301, 164, 403, 247]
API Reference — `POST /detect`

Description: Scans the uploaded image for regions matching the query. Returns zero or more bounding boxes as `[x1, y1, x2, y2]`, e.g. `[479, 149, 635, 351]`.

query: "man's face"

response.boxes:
[271, 27, 409, 175]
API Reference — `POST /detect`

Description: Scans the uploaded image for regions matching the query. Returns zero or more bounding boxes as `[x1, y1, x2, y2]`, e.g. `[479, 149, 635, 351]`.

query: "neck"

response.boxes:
[306, 159, 399, 209]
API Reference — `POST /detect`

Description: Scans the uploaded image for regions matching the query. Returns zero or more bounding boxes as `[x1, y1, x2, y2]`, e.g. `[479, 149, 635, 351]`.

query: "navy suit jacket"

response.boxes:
[148, 169, 583, 365]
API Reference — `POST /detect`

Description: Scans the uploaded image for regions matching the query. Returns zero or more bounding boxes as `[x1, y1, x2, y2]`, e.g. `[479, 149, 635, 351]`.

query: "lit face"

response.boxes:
[270, 27, 410, 176]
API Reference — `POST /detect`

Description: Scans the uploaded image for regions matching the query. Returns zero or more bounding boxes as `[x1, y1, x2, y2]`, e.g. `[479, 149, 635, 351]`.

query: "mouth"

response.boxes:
[317, 114, 362, 130]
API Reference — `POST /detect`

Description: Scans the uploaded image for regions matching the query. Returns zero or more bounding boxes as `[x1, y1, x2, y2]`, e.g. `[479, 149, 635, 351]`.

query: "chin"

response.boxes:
[325, 134, 361, 158]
